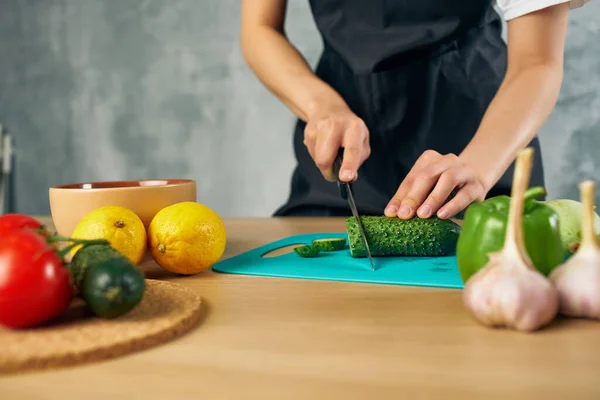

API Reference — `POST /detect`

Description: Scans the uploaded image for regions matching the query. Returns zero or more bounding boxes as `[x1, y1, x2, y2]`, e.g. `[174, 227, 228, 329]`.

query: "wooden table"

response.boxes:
[2, 217, 600, 399]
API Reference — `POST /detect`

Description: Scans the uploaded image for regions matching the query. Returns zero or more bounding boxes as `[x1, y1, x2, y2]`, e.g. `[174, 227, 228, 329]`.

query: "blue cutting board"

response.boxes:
[212, 232, 465, 289]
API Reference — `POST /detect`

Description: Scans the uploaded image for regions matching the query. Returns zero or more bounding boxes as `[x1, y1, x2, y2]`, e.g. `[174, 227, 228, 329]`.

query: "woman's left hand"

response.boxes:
[384, 150, 487, 220]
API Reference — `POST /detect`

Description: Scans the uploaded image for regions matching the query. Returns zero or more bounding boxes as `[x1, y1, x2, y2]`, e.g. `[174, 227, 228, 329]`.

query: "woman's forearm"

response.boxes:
[240, 1, 371, 182]
[459, 63, 563, 192]
[240, 26, 349, 122]
[459, 3, 569, 193]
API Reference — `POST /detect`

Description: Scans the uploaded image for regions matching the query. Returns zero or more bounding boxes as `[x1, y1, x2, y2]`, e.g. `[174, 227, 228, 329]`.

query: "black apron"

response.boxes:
[274, 0, 545, 217]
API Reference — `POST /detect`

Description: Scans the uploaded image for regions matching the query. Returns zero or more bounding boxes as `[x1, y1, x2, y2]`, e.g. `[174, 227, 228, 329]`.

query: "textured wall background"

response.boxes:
[0, 0, 598, 217]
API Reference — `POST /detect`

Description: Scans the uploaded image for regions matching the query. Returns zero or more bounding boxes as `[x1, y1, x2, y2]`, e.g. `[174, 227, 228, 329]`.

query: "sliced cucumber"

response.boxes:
[294, 245, 320, 258]
[312, 238, 346, 252]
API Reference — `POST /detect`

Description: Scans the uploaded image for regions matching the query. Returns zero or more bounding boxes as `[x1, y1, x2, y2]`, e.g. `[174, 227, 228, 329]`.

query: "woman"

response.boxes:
[240, 0, 591, 219]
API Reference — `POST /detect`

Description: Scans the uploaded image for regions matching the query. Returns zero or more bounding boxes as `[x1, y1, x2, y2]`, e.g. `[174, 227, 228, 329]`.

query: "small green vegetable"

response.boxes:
[456, 186, 564, 283]
[69, 243, 125, 293]
[294, 245, 320, 258]
[345, 216, 461, 257]
[312, 238, 346, 252]
[545, 198, 600, 249]
[81, 257, 145, 319]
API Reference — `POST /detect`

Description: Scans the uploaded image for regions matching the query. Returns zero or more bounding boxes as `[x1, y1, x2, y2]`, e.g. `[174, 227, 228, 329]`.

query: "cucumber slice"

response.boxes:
[294, 245, 320, 258]
[312, 238, 346, 252]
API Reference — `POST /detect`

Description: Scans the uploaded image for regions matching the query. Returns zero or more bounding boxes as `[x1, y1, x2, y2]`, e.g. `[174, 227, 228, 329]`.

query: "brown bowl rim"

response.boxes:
[49, 179, 195, 191]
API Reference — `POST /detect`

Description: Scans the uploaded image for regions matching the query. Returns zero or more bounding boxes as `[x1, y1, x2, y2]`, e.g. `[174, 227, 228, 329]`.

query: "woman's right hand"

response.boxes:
[241, 0, 370, 183]
[303, 105, 371, 183]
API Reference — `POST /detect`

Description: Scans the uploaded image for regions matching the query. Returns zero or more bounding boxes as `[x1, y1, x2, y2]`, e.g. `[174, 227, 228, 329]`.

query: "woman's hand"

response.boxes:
[241, 0, 371, 184]
[384, 150, 487, 220]
[304, 106, 371, 183]
[385, 3, 570, 221]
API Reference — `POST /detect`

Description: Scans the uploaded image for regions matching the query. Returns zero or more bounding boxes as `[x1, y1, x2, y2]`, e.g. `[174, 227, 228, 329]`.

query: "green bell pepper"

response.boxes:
[456, 186, 564, 283]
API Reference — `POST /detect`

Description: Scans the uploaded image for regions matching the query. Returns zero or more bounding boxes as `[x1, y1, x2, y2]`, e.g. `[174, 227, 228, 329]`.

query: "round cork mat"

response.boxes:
[0, 279, 204, 375]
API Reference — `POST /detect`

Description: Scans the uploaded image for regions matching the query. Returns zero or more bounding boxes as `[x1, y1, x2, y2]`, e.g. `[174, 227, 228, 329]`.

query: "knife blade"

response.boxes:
[333, 150, 375, 271]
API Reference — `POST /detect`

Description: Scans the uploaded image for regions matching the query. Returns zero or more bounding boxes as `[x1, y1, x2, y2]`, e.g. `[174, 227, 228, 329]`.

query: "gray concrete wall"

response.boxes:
[0, 0, 598, 217]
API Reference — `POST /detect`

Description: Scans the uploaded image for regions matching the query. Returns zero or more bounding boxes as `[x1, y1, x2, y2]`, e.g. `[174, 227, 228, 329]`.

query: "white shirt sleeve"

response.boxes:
[496, 0, 592, 21]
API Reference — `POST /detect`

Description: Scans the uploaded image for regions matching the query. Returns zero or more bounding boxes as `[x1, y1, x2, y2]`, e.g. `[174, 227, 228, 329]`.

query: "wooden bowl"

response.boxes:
[48, 179, 196, 237]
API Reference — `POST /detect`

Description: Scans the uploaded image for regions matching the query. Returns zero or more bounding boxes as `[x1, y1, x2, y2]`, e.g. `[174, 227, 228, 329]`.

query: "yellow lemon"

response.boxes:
[70, 205, 147, 265]
[148, 202, 226, 275]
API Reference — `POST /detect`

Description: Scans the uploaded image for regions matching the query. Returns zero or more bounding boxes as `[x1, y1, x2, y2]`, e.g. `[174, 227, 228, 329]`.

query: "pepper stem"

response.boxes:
[524, 186, 546, 203]
[578, 180, 599, 251]
[504, 147, 535, 265]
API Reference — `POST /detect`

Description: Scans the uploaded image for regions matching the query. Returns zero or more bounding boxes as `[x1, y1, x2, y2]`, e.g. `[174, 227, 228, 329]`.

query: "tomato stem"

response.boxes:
[52, 237, 110, 259]
[57, 243, 79, 259]
[28, 226, 51, 237]
[46, 235, 109, 245]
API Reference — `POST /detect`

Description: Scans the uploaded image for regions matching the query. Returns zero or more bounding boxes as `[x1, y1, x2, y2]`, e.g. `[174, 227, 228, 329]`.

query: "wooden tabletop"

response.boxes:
[2, 217, 600, 399]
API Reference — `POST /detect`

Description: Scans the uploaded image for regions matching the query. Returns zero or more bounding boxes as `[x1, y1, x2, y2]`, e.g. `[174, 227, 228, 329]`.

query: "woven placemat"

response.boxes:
[0, 279, 204, 375]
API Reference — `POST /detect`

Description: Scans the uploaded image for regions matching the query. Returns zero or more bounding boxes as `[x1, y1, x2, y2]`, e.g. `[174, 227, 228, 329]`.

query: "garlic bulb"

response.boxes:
[463, 148, 559, 332]
[549, 180, 600, 319]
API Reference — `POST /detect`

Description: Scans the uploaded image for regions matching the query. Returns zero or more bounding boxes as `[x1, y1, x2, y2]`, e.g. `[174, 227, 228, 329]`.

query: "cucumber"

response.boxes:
[312, 238, 346, 252]
[69, 242, 145, 318]
[81, 257, 145, 319]
[294, 245, 320, 258]
[346, 216, 461, 257]
[69, 243, 125, 294]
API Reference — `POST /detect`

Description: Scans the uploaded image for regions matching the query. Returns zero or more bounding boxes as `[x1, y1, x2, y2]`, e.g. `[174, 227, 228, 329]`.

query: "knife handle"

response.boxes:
[333, 148, 349, 200]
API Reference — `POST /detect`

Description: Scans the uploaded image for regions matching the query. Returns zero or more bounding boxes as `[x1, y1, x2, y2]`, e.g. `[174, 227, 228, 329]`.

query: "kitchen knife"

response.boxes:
[333, 149, 375, 271]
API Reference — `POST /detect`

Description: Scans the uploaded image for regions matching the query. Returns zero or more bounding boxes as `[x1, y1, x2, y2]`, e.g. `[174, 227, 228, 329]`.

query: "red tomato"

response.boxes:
[0, 229, 73, 329]
[0, 213, 46, 237]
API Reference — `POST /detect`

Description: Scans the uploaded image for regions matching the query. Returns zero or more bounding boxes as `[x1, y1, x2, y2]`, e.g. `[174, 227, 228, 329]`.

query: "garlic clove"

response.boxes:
[462, 147, 559, 332]
[549, 180, 600, 320]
